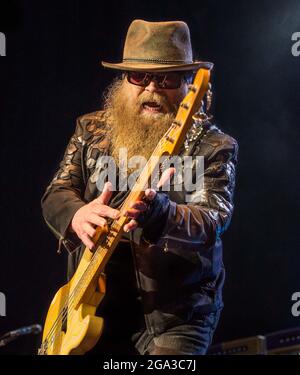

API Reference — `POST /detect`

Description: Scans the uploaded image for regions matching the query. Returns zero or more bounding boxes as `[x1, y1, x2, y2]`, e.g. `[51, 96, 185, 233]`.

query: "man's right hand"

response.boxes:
[71, 182, 120, 250]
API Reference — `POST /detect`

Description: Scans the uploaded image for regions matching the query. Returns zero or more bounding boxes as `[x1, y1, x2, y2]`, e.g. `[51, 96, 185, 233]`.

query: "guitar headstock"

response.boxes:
[183, 68, 212, 114]
[160, 67, 212, 156]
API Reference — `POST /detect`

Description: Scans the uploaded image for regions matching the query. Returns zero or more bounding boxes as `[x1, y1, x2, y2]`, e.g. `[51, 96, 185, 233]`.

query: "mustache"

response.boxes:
[137, 92, 176, 112]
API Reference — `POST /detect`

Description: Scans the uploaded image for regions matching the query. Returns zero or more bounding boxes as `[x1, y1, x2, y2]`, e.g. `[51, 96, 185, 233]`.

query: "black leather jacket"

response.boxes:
[41, 110, 238, 335]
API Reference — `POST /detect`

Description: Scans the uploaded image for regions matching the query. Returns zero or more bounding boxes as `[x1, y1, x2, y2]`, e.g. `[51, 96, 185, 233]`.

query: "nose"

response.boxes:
[145, 79, 161, 93]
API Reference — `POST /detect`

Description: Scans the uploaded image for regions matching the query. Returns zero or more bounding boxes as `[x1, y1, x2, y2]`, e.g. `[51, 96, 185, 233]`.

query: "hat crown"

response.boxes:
[101, 19, 213, 72]
[123, 19, 193, 64]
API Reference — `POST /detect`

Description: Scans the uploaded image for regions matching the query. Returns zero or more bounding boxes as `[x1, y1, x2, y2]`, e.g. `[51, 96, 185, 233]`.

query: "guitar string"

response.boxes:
[41, 231, 117, 352]
[41, 151, 166, 352]
[41, 144, 163, 348]
[41, 85, 204, 352]
[41, 242, 105, 350]
[41, 117, 191, 351]
[41, 167, 161, 352]
[41, 115, 191, 352]
[41, 215, 133, 352]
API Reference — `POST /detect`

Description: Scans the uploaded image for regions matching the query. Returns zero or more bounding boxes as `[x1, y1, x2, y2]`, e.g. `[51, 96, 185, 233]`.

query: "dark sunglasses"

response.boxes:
[126, 71, 194, 89]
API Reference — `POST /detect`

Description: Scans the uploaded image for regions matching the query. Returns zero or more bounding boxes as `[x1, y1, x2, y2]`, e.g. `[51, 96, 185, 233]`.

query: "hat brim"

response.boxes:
[101, 60, 213, 72]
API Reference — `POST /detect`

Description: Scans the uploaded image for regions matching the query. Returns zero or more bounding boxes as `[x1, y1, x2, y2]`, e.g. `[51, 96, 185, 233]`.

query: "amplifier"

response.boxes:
[266, 326, 300, 355]
[207, 335, 267, 355]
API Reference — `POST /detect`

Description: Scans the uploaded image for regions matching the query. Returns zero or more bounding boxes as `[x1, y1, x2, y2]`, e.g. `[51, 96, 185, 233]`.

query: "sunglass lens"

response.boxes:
[128, 72, 148, 86]
[127, 72, 183, 89]
[160, 73, 182, 89]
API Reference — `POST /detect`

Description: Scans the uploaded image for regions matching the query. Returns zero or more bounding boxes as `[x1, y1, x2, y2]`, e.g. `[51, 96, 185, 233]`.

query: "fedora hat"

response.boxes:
[101, 19, 213, 72]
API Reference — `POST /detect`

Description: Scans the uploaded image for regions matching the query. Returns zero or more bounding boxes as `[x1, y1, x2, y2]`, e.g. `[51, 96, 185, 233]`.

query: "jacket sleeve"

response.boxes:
[41, 117, 87, 253]
[156, 133, 238, 248]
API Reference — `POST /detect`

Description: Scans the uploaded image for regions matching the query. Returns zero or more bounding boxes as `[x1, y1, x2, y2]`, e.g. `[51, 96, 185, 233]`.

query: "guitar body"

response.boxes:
[41, 245, 106, 355]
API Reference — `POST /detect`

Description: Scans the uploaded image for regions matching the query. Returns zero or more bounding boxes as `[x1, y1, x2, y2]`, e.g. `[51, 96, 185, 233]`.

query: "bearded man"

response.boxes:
[41, 19, 238, 355]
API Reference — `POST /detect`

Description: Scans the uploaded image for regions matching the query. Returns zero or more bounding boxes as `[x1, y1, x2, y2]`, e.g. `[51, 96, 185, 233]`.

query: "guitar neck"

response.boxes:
[72, 68, 211, 308]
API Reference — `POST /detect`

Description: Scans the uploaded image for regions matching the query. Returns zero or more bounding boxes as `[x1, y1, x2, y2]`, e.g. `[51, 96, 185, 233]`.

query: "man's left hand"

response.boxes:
[123, 167, 175, 232]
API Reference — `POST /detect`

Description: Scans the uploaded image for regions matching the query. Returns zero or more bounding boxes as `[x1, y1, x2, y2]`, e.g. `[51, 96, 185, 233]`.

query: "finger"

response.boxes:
[88, 213, 107, 227]
[96, 181, 113, 205]
[144, 188, 157, 201]
[157, 167, 176, 189]
[82, 222, 96, 238]
[124, 219, 138, 233]
[81, 232, 95, 250]
[124, 208, 142, 220]
[129, 201, 147, 211]
[94, 205, 120, 219]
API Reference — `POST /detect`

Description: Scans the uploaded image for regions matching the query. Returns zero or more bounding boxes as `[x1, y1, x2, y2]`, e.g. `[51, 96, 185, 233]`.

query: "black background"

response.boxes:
[0, 0, 299, 354]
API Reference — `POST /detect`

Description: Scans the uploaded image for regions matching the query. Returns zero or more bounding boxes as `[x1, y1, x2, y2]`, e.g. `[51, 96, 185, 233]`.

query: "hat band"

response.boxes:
[123, 57, 193, 64]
